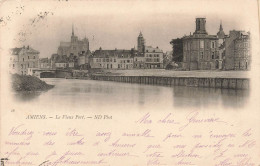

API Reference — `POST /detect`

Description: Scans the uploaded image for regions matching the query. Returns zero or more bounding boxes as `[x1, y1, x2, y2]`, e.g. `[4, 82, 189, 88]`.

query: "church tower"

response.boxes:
[137, 31, 145, 53]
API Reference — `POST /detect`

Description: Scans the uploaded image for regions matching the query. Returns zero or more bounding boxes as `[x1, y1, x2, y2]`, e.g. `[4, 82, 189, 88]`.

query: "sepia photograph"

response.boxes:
[1, 0, 260, 165]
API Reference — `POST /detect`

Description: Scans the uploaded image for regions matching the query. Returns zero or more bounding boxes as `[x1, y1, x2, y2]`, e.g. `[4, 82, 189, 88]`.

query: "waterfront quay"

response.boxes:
[91, 69, 249, 90]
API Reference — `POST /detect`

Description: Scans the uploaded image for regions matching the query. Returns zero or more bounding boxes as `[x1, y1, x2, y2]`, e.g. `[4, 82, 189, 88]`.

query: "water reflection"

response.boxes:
[13, 91, 42, 101]
[12, 78, 249, 110]
[172, 86, 249, 108]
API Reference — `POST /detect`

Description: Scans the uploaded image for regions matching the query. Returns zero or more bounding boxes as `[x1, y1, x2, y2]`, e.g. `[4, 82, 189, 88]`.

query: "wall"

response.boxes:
[91, 75, 249, 90]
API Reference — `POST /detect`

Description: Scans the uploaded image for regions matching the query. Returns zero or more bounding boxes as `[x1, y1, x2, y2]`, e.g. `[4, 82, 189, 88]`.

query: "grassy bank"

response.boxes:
[11, 74, 54, 92]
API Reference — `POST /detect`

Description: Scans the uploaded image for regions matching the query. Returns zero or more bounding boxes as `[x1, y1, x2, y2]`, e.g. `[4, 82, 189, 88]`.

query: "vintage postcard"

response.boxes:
[1, 0, 260, 165]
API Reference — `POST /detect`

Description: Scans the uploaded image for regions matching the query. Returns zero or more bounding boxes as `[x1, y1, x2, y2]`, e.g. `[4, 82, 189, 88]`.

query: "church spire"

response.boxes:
[72, 24, 74, 36]
[217, 20, 225, 39]
[219, 20, 223, 31]
[139, 31, 143, 37]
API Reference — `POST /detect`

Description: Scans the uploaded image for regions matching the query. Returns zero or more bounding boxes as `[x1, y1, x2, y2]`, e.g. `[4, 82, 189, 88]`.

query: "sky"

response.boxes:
[0, 0, 258, 58]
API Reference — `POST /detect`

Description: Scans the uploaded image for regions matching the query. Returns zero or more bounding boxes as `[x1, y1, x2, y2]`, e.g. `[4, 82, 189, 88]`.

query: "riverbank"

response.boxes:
[92, 69, 249, 78]
[11, 74, 54, 92]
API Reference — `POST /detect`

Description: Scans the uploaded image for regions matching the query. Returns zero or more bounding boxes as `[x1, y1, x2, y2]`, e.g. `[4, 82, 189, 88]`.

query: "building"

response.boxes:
[57, 25, 89, 57]
[78, 50, 91, 69]
[55, 61, 67, 69]
[51, 54, 68, 69]
[39, 58, 51, 69]
[182, 18, 219, 70]
[9, 46, 40, 75]
[144, 46, 164, 69]
[137, 32, 145, 53]
[134, 55, 145, 69]
[224, 30, 251, 70]
[89, 48, 134, 69]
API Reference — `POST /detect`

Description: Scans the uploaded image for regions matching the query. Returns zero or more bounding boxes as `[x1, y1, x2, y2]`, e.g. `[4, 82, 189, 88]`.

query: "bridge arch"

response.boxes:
[40, 72, 56, 78]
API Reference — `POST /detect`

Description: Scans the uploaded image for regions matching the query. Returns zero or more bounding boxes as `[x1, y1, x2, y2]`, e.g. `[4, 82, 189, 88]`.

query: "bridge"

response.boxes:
[28, 68, 73, 78]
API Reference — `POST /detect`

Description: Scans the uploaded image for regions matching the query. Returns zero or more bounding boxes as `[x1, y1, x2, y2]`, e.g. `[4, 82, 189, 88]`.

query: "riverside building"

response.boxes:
[182, 18, 219, 70]
[9, 46, 40, 75]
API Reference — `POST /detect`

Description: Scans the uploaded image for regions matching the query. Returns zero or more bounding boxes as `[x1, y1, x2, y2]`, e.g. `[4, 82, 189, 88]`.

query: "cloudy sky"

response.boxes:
[0, 0, 258, 58]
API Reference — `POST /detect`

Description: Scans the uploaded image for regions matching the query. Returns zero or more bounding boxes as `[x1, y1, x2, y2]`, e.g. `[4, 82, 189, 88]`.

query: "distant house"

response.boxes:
[9, 46, 40, 75]
[89, 48, 134, 69]
[68, 61, 75, 68]
[134, 55, 145, 69]
[78, 50, 91, 69]
[55, 61, 67, 69]
[144, 46, 164, 69]
[39, 57, 51, 69]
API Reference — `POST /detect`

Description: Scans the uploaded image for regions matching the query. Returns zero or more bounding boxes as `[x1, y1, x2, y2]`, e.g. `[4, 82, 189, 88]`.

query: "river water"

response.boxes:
[13, 78, 249, 111]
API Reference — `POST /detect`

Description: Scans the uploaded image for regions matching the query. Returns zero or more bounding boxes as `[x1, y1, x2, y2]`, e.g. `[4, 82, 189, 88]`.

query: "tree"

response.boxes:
[170, 38, 183, 62]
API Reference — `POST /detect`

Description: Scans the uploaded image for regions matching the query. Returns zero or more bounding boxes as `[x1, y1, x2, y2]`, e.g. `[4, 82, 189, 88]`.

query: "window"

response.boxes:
[212, 52, 215, 59]
[13, 64, 15, 68]
[200, 40, 204, 49]
[28, 56, 29, 59]
[200, 52, 204, 59]
[34, 56, 35, 59]
[211, 41, 215, 48]
[23, 58, 24, 61]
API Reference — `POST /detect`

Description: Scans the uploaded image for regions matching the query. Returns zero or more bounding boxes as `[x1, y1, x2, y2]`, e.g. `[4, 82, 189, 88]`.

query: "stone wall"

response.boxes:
[91, 75, 249, 90]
